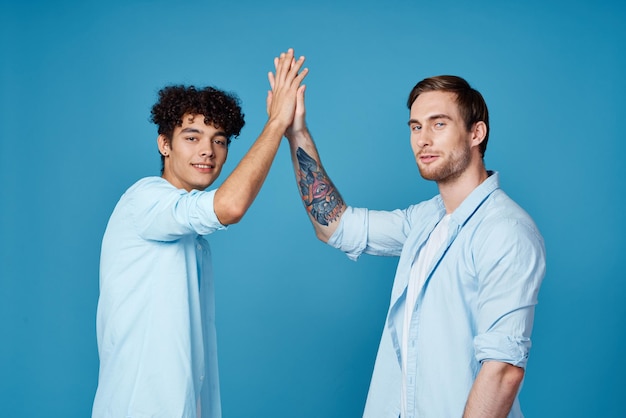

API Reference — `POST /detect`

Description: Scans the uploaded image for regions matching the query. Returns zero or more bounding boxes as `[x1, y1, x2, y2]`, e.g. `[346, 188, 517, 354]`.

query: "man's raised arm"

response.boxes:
[214, 48, 308, 225]
[273, 77, 346, 242]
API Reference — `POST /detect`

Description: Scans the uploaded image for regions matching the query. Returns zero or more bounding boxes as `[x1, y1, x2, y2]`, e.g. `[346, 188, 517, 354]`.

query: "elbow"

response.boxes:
[312, 218, 341, 244]
[504, 365, 525, 388]
[216, 205, 246, 226]
[221, 214, 244, 226]
[496, 362, 525, 392]
[481, 360, 525, 393]
[315, 229, 331, 243]
[213, 191, 249, 226]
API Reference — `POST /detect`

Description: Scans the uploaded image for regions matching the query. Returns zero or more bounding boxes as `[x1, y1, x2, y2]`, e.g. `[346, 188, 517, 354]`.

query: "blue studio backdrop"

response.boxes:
[1, 0, 624, 417]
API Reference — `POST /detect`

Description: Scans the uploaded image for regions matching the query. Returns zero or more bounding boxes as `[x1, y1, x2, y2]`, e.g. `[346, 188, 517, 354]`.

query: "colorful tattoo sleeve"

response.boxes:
[296, 147, 344, 226]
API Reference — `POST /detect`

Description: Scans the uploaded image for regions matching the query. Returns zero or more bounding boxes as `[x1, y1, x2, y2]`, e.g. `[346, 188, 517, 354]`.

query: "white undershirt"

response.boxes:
[401, 214, 451, 418]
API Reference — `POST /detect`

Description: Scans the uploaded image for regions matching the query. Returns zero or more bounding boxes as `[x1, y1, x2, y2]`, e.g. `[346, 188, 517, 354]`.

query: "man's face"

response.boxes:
[408, 91, 475, 184]
[159, 113, 228, 192]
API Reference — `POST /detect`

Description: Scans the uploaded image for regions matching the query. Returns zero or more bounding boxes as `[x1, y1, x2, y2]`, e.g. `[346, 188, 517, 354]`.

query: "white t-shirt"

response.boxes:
[401, 214, 451, 418]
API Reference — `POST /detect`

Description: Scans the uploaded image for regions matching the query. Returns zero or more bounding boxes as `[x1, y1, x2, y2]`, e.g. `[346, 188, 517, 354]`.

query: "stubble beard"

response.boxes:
[418, 143, 472, 185]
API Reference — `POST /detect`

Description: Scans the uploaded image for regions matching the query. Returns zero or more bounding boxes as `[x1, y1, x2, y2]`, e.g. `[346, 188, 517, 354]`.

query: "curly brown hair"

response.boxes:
[151, 84, 245, 139]
[150, 85, 245, 169]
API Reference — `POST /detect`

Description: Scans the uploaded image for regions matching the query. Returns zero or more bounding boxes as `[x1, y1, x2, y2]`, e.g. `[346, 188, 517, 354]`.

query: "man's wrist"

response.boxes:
[285, 125, 309, 141]
[263, 118, 290, 138]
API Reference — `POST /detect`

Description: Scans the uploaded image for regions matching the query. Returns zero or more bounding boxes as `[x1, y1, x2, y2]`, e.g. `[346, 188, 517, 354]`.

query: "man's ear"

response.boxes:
[471, 121, 487, 148]
[157, 134, 171, 156]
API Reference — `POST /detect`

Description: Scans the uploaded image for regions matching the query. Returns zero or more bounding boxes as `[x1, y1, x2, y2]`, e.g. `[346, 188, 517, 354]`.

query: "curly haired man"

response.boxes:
[92, 49, 307, 418]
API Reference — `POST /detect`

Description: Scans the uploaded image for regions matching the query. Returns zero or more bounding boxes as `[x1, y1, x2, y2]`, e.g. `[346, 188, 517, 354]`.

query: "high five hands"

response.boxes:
[267, 48, 308, 136]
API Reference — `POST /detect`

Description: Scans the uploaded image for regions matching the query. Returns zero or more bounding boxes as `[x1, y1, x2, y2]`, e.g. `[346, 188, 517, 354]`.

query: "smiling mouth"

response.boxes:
[192, 163, 214, 169]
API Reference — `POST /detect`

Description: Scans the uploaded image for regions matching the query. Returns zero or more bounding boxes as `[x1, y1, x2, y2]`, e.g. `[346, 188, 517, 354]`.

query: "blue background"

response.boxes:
[1, 0, 624, 416]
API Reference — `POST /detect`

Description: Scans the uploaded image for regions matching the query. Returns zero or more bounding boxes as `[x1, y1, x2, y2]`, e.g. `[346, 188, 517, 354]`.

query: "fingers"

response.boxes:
[274, 49, 294, 85]
[294, 84, 307, 120]
[272, 48, 307, 89]
[296, 84, 307, 119]
[287, 55, 306, 81]
[266, 90, 273, 116]
[297, 84, 306, 107]
[266, 48, 308, 127]
[294, 66, 309, 85]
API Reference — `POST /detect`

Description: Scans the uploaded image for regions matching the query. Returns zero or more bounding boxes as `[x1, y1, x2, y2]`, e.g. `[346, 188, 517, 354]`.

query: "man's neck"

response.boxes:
[437, 163, 488, 214]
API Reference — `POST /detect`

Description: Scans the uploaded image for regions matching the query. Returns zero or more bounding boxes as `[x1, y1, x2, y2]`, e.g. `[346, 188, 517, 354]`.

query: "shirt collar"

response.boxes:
[449, 170, 500, 227]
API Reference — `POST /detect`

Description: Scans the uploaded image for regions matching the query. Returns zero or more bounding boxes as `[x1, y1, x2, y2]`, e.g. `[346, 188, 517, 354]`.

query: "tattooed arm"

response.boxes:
[287, 130, 346, 242]
[282, 86, 347, 243]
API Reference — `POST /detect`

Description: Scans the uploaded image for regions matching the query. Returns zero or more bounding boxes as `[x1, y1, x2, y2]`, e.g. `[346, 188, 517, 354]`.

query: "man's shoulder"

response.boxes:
[125, 176, 169, 193]
[476, 189, 543, 244]
[107, 177, 170, 217]
[117, 176, 176, 202]
[485, 189, 535, 222]
[477, 172, 537, 226]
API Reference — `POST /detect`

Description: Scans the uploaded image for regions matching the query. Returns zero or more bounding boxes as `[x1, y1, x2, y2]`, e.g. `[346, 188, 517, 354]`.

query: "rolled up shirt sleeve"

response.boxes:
[130, 178, 227, 241]
[474, 333, 532, 368]
[328, 207, 369, 260]
[328, 206, 412, 261]
[472, 216, 546, 368]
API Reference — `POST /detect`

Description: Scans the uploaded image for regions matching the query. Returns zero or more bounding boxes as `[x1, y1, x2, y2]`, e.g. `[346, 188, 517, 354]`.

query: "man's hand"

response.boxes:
[266, 48, 308, 131]
[285, 81, 306, 139]
[212, 48, 307, 225]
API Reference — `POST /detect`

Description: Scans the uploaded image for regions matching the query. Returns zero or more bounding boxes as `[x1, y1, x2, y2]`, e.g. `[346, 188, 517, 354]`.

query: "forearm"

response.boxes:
[214, 119, 286, 225]
[214, 48, 306, 225]
[286, 127, 346, 242]
[463, 361, 524, 418]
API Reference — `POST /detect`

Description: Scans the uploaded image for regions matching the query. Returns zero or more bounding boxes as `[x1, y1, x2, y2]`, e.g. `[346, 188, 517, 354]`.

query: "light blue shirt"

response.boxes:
[328, 172, 546, 418]
[93, 177, 227, 418]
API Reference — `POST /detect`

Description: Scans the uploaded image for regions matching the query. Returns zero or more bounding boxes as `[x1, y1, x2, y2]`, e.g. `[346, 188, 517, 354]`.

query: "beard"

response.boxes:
[418, 142, 472, 184]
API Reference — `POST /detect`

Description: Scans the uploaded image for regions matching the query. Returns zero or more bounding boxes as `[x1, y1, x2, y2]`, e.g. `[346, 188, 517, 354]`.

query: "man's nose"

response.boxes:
[199, 139, 215, 158]
[416, 131, 432, 148]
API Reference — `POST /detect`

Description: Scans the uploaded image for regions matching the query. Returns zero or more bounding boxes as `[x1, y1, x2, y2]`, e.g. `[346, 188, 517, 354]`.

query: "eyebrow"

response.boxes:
[181, 127, 203, 134]
[407, 114, 453, 125]
[180, 127, 228, 137]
